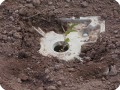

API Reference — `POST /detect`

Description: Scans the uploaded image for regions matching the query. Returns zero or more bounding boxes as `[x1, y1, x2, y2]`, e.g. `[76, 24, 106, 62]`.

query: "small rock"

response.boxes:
[114, 49, 120, 54]
[115, 35, 120, 38]
[108, 44, 116, 49]
[113, 10, 119, 17]
[109, 65, 118, 76]
[116, 41, 120, 47]
[101, 77, 106, 81]
[32, 0, 41, 6]
[54, 64, 63, 70]
[102, 13, 108, 19]
[54, 9, 62, 14]
[26, 0, 31, 3]
[84, 57, 91, 61]
[17, 27, 22, 31]
[25, 4, 34, 8]
[0, 16, 3, 19]
[47, 86, 57, 90]
[19, 73, 29, 81]
[81, 1, 88, 8]
[68, 68, 75, 72]
[103, 67, 109, 75]
[9, 16, 14, 21]
[2, 30, 7, 34]
[59, 76, 65, 80]
[38, 87, 44, 90]
[50, 6, 56, 10]
[13, 32, 22, 39]
[45, 68, 50, 74]
[107, 82, 111, 85]
[48, 1, 53, 5]
[83, 33, 88, 37]
[45, 75, 50, 79]
[112, 54, 119, 60]
[81, 43, 91, 52]
[66, 0, 71, 2]
[114, 30, 118, 34]
[79, 77, 83, 82]
[17, 78, 22, 83]
[57, 81, 62, 86]
[2, 35, 8, 40]
[65, 4, 69, 8]
[19, 8, 27, 16]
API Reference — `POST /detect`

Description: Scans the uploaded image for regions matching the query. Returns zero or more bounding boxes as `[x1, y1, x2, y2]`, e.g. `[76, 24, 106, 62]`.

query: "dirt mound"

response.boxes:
[0, 0, 120, 90]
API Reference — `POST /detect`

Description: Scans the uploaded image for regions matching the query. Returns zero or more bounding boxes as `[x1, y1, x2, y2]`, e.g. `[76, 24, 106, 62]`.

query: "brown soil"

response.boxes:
[0, 0, 120, 90]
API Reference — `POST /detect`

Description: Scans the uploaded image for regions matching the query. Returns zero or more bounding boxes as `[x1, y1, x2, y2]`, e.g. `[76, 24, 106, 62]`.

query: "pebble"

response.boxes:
[113, 10, 119, 17]
[81, 43, 91, 52]
[0, 16, 3, 19]
[2, 35, 8, 40]
[17, 78, 22, 83]
[46, 86, 57, 90]
[48, 1, 53, 5]
[9, 16, 14, 21]
[81, 1, 88, 8]
[111, 54, 119, 60]
[114, 49, 120, 54]
[66, 0, 71, 2]
[59, 76, 65, 80]
[57, 81, 62, 86]
[54, 64, 63, 70]
[115, 35, 120, 38]
[45, 68, 50, 74]
[108, 44, 116, 49]
[68, 68, 75, 72]
[25, 4, 34, 8]
[19, 73, 29, 81]
[17, 27, 21, 31]
[19, 8, 27, 15]
[102, 13, 108, 19]
[50, 6, 56, 10]
[101, 77, 106, 81]
[38, 87, 44, 90]
[103, 67, 109, 75]
[26, 0, 31, 3]
[79, 77, 83, 82]
[32, 0, 41, 6]
[83, 33, 88, 37]
[65, 4, 69, 8]
[13, 32, 22, 39]
[84, 57, 91, 61]
[114, 30, 118, 34]
[109, 65, 118, 76]
[116, 41, 120, 47]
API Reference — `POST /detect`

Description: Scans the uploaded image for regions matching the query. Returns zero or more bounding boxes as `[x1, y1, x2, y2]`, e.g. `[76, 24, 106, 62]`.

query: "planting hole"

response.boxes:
[53, 41, 69, 52]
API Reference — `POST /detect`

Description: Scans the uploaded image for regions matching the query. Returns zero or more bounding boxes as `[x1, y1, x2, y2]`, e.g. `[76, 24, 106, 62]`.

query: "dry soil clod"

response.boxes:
[32, 0, 41, 6]
[81, 1, 88, 8]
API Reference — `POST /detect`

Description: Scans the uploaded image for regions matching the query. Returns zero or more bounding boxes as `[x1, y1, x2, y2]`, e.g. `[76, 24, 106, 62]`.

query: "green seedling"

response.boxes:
[64, 38, 70, 43]
[64, 23, 78, 36]
[64, 23, 78, 42]
[58, 23, 78, 52]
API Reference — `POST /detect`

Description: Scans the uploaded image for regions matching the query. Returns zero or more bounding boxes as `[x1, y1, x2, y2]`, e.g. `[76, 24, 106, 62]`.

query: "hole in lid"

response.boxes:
[53, 41, 69, 52]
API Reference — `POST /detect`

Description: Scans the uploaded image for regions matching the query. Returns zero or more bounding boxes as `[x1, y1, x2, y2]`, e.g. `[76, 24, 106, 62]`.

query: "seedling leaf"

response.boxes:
[64, 23, 78, 36]
[65, 29, 76, 36]
[68, 23, 78, 30]
[65, 38, 70, 43]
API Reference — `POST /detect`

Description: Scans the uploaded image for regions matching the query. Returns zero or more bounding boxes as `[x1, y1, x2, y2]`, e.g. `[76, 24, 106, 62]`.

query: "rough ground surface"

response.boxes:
[0, 0, 120, 90]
